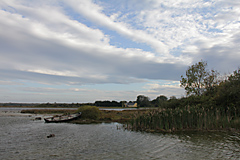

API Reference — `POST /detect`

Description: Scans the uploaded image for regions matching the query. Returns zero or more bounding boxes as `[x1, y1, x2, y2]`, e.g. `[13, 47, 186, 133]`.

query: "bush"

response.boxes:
[76, 106, 101, 120]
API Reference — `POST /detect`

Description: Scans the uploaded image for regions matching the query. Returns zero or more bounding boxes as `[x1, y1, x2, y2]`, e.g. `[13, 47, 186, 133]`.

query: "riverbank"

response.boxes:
[20, 108, 148, 124]
[2, 107, 239, 134]
[19, 107, 240, 133]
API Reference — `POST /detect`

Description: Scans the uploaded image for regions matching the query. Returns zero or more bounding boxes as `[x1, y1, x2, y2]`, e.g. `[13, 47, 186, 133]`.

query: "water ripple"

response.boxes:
[0, 116, 239, 159]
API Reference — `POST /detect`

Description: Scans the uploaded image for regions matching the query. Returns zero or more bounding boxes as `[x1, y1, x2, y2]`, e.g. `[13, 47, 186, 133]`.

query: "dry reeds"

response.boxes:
[129, 105, 240, 132]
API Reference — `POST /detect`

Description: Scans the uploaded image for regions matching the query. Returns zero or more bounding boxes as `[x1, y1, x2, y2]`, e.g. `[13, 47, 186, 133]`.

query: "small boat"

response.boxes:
[44, 112, 81, 123]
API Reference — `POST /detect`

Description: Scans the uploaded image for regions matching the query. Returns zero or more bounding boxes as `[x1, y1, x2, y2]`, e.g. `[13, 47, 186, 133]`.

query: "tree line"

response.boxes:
[129, 60, 240, 132]
[137, 60, 240, 110]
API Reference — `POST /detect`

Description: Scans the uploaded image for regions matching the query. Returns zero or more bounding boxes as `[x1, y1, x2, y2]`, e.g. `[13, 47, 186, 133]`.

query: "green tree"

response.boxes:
[157, 95, 168, 101]
[180, 60, 218, 96]
[214, 68, 240, 108]
[137, 95, 151, 107]
[151, 95, 168, 107]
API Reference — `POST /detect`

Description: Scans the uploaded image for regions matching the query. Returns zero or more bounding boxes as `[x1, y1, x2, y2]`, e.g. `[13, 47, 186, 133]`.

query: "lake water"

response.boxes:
[0, 110, 239, 159]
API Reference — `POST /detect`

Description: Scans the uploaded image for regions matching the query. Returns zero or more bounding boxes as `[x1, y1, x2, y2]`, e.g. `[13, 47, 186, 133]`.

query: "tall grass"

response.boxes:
[129, 105, 240, 132]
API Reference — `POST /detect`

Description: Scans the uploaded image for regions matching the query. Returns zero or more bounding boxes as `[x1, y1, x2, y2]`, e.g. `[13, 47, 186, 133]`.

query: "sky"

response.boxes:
[0, 0, 239, 103]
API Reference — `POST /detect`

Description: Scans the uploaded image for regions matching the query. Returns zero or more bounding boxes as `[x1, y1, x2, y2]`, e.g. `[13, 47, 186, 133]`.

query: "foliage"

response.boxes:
[180, 60, 219, 96]
[94, 101, 123, 107]
[151, 95, 168, 107]
[129, 66, 240, 132]
[76, 106, 101, 120]
[137, 95, 152, 107]
[213, 68, 240, 108]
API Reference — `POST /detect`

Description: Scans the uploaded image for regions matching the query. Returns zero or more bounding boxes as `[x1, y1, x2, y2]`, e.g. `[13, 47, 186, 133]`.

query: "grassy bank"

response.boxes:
[71, 110, 144, 124]
[21, 106, 239, 133]
[21, 106, 147, 124]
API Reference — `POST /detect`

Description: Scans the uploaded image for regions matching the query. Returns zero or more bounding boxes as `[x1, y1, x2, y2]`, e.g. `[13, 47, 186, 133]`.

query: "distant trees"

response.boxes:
[151, 95, 168, 107]
[94, 101, 122, 107]
[137, 95, 151, 107]
[180, 60, 219, 96]
[136, 95, 168, 108]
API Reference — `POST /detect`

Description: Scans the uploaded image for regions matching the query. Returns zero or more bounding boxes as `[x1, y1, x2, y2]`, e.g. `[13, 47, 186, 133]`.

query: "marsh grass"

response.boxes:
[21, 106, 147, 124]
[129, 106, 240, 132]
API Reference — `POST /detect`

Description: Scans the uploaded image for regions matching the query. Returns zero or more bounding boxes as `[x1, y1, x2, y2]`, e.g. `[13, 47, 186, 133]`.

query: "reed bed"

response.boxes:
[129, 105, 240, 132]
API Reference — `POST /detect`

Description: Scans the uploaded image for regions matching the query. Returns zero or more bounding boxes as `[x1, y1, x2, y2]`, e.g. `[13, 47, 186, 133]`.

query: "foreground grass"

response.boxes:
[129, 106, 240, 133]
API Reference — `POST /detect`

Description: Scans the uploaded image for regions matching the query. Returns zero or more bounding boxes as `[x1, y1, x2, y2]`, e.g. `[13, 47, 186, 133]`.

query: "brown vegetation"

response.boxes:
[21, 107, 148, 124]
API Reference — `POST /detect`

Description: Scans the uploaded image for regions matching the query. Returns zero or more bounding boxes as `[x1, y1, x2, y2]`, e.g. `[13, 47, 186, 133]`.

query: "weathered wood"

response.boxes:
[44, 112, 81, 123]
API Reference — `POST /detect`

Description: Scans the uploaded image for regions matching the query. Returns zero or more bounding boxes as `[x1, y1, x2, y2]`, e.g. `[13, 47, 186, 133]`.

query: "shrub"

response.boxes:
[76, 106, 101, 120]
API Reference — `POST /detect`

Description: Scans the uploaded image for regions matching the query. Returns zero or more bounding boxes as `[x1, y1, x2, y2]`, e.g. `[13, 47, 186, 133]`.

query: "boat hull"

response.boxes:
[44, 113, 81, 123]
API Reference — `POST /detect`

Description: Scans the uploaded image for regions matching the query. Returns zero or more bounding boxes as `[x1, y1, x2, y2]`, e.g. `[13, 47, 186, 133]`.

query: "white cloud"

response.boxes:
[65, 0, 170, 56]
[0, 1, 187, 86]
[142, 80, 184, 98]
[144, 81, 180, 90]
[0, 81, 23, 85]
[0, 0, 239, 102]
[131, 0, 240, 72]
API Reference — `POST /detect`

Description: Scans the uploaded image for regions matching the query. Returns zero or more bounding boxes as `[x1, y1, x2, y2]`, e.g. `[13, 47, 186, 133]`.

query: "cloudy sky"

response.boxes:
[0, 0, 239, 103]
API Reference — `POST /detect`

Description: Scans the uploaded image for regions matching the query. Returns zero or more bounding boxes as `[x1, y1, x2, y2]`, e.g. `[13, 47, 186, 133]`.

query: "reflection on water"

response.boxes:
[0, 113, 239, 159]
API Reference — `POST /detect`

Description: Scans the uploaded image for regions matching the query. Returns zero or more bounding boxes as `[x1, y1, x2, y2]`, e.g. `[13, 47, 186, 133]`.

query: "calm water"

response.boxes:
[0, 112, 239, 159]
